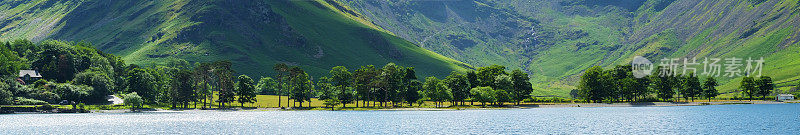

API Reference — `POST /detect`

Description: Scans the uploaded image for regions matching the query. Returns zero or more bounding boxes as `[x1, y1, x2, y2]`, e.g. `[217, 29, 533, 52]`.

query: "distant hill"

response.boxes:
[0, 0, 470, 78]
[338, 0, 800, 97]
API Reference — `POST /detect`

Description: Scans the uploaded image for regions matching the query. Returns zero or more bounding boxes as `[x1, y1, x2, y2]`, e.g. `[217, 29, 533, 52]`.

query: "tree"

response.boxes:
[236, 75, 257, 108]
[323, 98, 340, 110]
[423, 77, 451, 107]
[170, 70, 195, 108]
[330, 66, 353, 107]
[470, 86, 495, 107]
[121, 92, 143, 111]
[353, 65, 378, 107]
[404, 80, 422, 106]
[54, 83, 92, 104]
[0, 44, 26, 77]
[316, 77, 336, 101]
[444, 71, 469, 106]
[256, 77, 278, 95]
[740, 77, 757, 101]
[33, 40, 77, 82]
[680, 73, 702, 102]
[0, 82, 12, 105]
[73, 70, 115, 103]
[702, 77, 719, 102]
[126, 68, 157, 103]
[652, 67, 675, 101]
[756, 76, 773, 100]
[579, 66, 605, 103]
[380, 63, 405, 107]
[289, 67, 312, 108]
[214, 61, 235, 108]
[476, 65, 506, 88]
[494, 89, 511, 106]
[632, 76, 651, 102]
[510, 69, 533, 105]
[273, 63, 289, 108]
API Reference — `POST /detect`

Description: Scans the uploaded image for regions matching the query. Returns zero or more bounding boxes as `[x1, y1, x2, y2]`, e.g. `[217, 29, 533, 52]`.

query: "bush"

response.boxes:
[120, 92, 143, 111]
[30, 90, 61, 103]
[52, 83, 92, 103]
[73, 70, 114, 102]
[15, 97, 48, 105]
[38, 104, 55, 111]
[0, 83, 12, 105]
[78, 103, 86, 110]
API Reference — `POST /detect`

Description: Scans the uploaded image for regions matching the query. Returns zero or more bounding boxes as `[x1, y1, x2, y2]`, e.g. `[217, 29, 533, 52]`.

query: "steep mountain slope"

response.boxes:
[0, 0, 470, 78]
[340, 0, 800, 97]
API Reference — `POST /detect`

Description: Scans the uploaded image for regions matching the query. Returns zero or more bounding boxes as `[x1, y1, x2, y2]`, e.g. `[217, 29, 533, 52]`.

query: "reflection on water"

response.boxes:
[1, 104, 799, 134]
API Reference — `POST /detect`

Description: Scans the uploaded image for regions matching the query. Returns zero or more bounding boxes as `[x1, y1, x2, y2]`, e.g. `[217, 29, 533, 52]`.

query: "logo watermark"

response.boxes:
[631, 56, 764, 78]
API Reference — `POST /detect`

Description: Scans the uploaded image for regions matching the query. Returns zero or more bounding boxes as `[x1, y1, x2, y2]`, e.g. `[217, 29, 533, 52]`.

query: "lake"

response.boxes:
[1, 103, 799, 134]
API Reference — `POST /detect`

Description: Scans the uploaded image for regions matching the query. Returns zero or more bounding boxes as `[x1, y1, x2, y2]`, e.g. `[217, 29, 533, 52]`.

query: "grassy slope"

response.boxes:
[628, 0, 800, 97]
[0, 0, 469, 78]
[340, 0, 800, 98]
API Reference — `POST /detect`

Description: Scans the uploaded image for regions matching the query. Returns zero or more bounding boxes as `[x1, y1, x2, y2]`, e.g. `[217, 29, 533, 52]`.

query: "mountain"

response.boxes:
[0, 0, 470, 78]
[338, 0, 800, 97]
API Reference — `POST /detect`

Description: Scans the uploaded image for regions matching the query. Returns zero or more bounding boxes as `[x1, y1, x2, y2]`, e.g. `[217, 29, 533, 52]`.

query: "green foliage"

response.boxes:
[236, 75, 257, 107]
[170, 70, 195, 108]
[315, 77, 336, 101]
[126, 68, 158, 103]
[352, 65, 379, 106]
[323, 98, 340, 109]
[740, 77, 758, 100]
[423, 77, 451, 107]
[404, 80, 423, 106]
[0, 42, 27, 76]
[470, 86, 495, 107]
[444, 71, 469, 105]
[493, 89, 511, 106]
[52, 82, 92, 103]
[702, 77, 719, 101]
[756, 76, 773, 100]
[288, 67, 312, 107]
[15, 97, 47, 105]
[73, 70, 115, 102]
[680, 73, 702, 102]
[477, 65, 507, 88]
[121, 92, 143, 111]
[256, 77, 278, 95]
[0, 82, 13, 105]
[652, 67, 676, 101]
[510, 70, 533, 104]
[578, 66, 606, 102]
[330, 66, 353, 107]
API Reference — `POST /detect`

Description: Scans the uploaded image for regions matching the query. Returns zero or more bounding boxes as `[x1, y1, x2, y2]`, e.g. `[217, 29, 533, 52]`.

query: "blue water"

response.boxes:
[1, 104, 799, 134]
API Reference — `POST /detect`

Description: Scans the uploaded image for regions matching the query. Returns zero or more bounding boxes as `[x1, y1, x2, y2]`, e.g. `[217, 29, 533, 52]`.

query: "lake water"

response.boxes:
[2, 103, 799, 134]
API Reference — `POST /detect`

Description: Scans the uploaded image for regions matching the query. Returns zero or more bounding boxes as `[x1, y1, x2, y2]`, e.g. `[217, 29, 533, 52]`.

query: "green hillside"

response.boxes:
[338, 0, 800, 97]
[0, 0, 470, 78]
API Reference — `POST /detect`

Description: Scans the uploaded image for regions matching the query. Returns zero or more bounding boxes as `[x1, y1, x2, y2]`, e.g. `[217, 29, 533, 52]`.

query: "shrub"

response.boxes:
[30, 90, 61, 103]
[38, 104, 55, 111]
[120, 92, 143, 111]
[15, 97, 48, 105]
[0, 83, 12, 105]
[78, 103, 86, 110]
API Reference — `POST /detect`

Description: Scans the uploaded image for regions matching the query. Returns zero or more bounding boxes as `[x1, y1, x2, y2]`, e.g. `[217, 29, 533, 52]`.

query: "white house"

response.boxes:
[776, 94, 795, 101]
[18, 70, 42, 85]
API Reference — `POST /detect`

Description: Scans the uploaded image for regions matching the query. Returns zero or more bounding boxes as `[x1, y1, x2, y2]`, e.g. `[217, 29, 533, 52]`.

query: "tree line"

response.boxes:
[259, 63, 534, 108]
[577, 65, 775, 103]
[1, 39, 537, 109]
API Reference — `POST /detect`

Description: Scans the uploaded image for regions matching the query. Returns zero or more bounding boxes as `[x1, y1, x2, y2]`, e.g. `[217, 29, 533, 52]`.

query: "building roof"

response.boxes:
[778, 94, 794, 97]
[18, 70, 42, 78]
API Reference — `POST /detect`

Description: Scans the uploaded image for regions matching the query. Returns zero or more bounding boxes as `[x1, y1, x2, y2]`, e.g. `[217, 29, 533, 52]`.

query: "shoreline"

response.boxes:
[85, 100, 795, 113]
[5, 100, 793, 114]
